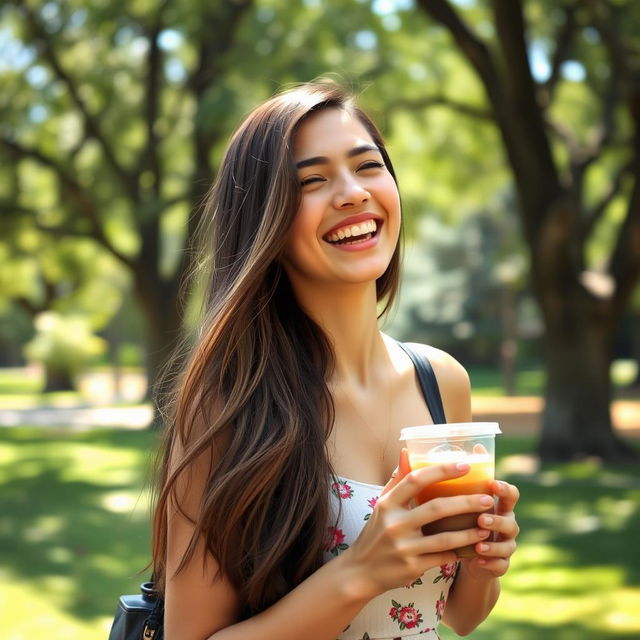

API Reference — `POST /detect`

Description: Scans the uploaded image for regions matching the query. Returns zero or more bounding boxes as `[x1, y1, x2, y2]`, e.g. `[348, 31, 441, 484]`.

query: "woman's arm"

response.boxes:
[425, 345, 520, 636]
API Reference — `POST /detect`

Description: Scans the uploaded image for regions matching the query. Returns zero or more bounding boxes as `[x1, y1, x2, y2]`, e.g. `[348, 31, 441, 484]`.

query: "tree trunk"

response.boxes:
[43, 363, 75, 392]
[536, 284, 636, 462]
[500, 283, 518, 396]
[631, 312, 640, 388]
[133, 270, 184, 427]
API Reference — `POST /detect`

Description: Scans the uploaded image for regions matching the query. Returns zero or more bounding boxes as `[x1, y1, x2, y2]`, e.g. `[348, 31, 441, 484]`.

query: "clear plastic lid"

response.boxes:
[399, 422, 501, 441]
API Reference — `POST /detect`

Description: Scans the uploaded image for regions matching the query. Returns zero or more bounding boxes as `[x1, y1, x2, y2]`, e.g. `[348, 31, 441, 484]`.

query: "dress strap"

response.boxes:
[397, 341, 447, 424]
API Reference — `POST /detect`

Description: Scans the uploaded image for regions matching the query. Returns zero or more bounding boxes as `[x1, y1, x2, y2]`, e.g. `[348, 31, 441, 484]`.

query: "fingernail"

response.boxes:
[496, 481, 505, 493]
[456, 463, 470, 472]
[483, 516, 494, 526]
[478, 543, 490, 552]
[478, 529, 490, 538]
[480, 495, 493, 506]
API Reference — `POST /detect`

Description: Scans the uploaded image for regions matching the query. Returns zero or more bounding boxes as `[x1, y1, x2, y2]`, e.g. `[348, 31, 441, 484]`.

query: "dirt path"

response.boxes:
[1, 395, 638, 436]
[473, 396, 640, 438]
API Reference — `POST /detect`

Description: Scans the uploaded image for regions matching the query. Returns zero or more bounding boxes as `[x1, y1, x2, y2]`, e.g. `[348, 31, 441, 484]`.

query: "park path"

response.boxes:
[1, 368, 639, 435]
[1, 395, 639, 437]
[472, 396, 640, 438]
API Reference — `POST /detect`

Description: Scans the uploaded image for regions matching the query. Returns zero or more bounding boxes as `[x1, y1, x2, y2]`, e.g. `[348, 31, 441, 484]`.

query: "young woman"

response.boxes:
[152, 82, 520, 640]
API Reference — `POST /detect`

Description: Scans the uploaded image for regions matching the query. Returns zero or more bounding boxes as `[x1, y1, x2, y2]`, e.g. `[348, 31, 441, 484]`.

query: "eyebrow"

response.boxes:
[295, 144, 380, 169]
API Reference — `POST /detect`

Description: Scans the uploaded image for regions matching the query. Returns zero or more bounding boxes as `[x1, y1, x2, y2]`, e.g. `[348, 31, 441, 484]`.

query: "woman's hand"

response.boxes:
[341, 450, 494, 599]
[463, 479, 520, 579]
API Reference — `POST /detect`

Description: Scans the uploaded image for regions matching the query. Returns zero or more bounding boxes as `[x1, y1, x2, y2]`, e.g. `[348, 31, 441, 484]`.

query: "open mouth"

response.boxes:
[323, 219, 380, 245]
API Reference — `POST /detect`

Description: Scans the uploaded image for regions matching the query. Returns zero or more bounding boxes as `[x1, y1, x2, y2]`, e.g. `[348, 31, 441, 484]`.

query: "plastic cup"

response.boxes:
[399, 422, 501, 558]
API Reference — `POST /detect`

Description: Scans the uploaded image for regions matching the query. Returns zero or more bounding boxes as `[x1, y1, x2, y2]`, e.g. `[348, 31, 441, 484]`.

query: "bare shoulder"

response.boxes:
[403, 342, 472, 423]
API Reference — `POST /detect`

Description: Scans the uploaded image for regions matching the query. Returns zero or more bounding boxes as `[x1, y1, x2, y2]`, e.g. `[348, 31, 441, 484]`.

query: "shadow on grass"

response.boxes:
[0, 428, 160, 621]
[1, 428, 639, 638]
[502, 461, 640, 588]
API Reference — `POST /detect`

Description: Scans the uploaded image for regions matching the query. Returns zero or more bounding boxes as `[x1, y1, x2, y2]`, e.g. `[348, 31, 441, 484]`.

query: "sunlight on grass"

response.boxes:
[1, 580, 114, 640]
[494, 565, 640, 633]
[1, 428, 639, 639]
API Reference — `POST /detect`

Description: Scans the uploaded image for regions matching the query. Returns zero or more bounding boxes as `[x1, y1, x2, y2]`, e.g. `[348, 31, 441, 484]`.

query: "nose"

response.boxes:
[332, 172, 370, 209]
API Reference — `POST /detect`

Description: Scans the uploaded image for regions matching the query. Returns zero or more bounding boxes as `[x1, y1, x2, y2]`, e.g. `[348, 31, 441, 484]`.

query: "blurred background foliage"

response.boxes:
[0, 2, 637, 384]
[1, 1, 640, 638]
[2, 0, 638, 459]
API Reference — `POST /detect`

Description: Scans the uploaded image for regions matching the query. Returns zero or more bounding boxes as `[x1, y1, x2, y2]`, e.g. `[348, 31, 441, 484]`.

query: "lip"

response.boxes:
[324, 212, 383, 237]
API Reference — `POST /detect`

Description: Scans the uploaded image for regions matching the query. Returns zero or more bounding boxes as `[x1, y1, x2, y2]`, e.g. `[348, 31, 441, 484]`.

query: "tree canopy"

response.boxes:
[1, 0, 638, 458]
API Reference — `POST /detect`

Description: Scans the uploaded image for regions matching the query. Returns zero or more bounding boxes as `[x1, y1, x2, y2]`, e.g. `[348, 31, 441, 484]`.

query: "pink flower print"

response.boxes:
[399, 606, 421, 629]
[389, 599, 423, 630]
[433, 561, 458, 583]
[324, 526, 349, 556]
[363, 495, 378, 521]
[435, 592, 446, 620]
[331, 480, 354, 499]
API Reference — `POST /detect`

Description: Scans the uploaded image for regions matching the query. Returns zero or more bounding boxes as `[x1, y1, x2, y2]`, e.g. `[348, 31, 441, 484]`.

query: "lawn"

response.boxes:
[0, 428, 639, 639]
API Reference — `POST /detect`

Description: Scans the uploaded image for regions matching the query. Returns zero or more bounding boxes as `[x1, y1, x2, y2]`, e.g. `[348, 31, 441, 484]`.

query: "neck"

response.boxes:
[290, 280, 390, 387]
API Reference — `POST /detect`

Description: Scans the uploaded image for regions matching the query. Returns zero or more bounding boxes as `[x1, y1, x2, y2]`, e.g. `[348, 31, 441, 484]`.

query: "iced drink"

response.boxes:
[400, 423, 501, 558]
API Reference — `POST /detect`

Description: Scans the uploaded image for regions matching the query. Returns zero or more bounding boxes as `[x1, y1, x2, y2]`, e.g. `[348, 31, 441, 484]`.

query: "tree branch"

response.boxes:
[417, 0, 563, 245]
[136, 0, 170, 190]
[571, 35, 622, 173]
[582, 0, 640, 314]
[581, 158, 634, 242]
[415, 0, 502, 107]
[386, 94, 493, 120]
[180, 0, 254, 284]
[491, 0, 554, 156]
[22, 4, 139, 201]
[490, 0, 562, 242]
[609, 157, 640, 314]
[544, 117, 581, 158]
[0, 137, 133, 267]
[540, 2, 579, 106]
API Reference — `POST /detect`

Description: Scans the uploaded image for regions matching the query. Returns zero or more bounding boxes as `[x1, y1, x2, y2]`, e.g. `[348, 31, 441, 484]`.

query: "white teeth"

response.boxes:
[326, 219, 377, 243]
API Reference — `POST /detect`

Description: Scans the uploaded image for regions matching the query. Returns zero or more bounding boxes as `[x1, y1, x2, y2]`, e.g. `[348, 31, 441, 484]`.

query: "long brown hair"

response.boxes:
[152, 82, 402, 616]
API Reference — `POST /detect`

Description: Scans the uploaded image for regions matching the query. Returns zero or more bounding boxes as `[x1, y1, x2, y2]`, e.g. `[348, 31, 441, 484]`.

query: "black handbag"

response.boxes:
[108, 581, 164, 640]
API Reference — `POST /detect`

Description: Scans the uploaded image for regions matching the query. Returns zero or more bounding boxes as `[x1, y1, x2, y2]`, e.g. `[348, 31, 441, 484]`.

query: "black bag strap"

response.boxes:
[141, 581, 164, 640]
[397, 341, 447, 424]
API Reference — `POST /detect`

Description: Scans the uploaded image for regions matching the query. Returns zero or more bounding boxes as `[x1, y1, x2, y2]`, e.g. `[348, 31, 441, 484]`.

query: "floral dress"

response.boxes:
[323, 477, 459, 640]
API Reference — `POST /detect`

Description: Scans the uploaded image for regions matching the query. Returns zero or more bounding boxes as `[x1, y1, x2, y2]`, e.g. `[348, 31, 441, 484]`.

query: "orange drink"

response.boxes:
[400, 423, 501, 558]
[410, 452, 494, 557]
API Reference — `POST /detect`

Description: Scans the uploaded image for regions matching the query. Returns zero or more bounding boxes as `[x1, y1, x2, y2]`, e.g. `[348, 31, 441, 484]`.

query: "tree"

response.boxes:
[0, 0, 256, 404]
[0, 0, 403, 409]
[415, 0, 640, 460]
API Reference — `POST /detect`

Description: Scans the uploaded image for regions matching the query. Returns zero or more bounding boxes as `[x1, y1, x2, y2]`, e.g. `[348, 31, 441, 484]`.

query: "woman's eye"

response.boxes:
[359, 161, 384, 171]
[300, 176, 324, 186]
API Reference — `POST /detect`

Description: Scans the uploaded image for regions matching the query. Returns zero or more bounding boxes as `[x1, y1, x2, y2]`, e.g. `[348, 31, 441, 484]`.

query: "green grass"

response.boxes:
[1, 429, 639, 639]
[440, 437, 640, 639]
[468, 360, 639, 397]
[0, 427, 160, 639]
[468, 367, 546, 396]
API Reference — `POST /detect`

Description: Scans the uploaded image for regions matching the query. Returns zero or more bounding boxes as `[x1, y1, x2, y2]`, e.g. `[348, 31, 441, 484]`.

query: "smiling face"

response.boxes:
[281, 107, 401, 293]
